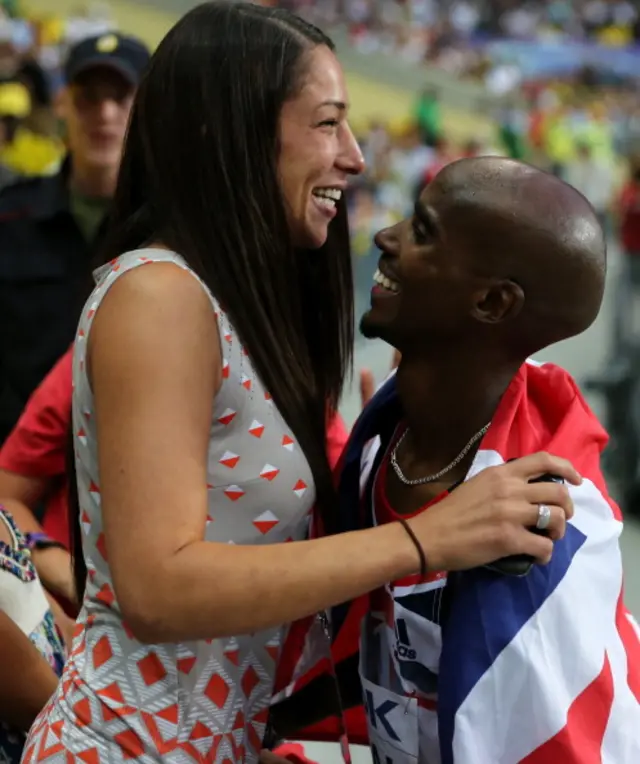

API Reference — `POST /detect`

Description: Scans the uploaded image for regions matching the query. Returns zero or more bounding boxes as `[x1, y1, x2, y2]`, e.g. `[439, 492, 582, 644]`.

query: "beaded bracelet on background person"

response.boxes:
[23, 532, 67, 553]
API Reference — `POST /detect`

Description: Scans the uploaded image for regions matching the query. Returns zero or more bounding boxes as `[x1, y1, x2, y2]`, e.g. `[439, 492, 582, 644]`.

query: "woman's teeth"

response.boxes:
[373, 268, 400, 293]
[313, 188, 342, 209]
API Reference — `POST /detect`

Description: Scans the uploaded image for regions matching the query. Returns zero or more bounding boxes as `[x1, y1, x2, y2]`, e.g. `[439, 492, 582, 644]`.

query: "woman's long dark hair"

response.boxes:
[69, 1, 354, 599]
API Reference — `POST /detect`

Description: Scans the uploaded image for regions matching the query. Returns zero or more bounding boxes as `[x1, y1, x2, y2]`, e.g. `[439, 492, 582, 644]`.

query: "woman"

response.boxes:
[23, 3, 577, 763]
[0, 502, 67, 763]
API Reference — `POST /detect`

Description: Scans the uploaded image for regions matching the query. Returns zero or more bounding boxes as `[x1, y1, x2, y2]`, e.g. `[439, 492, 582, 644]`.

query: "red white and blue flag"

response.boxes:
[278, 360, 640, 762]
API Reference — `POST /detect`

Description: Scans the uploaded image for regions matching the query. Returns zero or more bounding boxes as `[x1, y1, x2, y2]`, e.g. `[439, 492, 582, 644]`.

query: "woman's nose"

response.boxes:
[337, 122, 365, 176]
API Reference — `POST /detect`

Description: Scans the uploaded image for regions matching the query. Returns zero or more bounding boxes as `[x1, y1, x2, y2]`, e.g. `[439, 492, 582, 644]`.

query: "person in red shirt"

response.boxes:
[0, 349, 75, 607]
[614, 156, 640, 352]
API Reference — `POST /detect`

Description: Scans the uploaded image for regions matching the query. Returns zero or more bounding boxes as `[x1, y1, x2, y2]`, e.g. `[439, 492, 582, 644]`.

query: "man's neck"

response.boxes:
[394, 351, 521, 465]
[70, 162, 117, 200]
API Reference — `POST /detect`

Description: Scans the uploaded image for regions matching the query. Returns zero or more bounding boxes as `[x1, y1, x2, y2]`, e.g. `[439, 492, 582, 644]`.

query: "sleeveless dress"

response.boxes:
[0, 507, 66, 764]
[22, 249, 316, 764]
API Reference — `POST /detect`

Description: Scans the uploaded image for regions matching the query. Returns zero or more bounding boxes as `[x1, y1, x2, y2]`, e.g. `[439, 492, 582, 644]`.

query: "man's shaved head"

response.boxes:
[361, 156, 607, 359]
[432, 157, 606, 346]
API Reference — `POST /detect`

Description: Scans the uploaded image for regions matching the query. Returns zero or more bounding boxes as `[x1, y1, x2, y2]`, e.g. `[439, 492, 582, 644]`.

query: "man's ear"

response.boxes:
[470, 279, 524, 325]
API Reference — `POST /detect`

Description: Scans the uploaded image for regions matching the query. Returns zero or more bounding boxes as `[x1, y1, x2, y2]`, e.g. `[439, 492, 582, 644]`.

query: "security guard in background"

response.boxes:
[0, 32, 150, 444]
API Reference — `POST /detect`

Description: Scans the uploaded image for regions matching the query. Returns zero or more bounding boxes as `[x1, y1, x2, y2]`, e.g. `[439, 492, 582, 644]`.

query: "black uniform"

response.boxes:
[0, 161, 107, 443]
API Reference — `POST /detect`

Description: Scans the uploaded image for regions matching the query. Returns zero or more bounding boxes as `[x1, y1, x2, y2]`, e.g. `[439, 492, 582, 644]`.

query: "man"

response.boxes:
[0, 31, 150, 444]
[267, 157, 640, 763]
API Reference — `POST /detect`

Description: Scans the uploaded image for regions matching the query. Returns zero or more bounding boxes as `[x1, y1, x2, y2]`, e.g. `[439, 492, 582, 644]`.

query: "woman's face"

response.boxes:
[278, 45, 364, 249]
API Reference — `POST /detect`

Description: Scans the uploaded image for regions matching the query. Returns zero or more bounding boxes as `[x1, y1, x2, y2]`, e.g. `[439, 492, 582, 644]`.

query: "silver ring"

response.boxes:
[536, 504, 552, 531]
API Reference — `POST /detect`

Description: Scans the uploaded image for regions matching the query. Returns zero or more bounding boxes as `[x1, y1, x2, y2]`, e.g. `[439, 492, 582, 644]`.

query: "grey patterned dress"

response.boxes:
[22, 249, 316, 764]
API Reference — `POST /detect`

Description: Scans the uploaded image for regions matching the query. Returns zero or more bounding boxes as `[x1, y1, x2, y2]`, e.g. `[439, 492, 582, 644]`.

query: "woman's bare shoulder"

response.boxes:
[100, 260, 212, 314]
[88, 260, 221, 391]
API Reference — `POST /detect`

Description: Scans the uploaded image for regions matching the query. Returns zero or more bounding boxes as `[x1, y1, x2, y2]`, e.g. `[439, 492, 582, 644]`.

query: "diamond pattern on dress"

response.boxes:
[137, 652, 167, 686]
[252, 511, 280, 535]
[95, 533, 107, 561]
[282, 435, 295, 451]
[259, 464, 279, 481]
[219, 451, 240, 469]
[223, 485, 244, 501]
[293, 479, 308, 498]
[204, 675, 229, 709]
[241, 665, 260, 699]
[248, 420, 264, 438]
[178, 656, 197, 675]
[92, 635, 113, 670]
[218, 408, 236, 426]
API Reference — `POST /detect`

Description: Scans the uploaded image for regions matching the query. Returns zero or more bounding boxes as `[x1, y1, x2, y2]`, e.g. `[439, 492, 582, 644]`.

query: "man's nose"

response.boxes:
[374, 223, 400, 254]
[96, 97, 120, 121]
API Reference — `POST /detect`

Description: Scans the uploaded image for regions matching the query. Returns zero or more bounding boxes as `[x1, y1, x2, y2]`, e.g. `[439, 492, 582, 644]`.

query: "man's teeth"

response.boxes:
[313, 188, 342, 209]
[373, 269, 400, 293]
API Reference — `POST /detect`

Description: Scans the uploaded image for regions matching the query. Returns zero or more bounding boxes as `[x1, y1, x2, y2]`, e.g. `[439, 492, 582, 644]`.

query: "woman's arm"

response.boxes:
[88, 263, 579, 645]
[0, 609, 59, 730]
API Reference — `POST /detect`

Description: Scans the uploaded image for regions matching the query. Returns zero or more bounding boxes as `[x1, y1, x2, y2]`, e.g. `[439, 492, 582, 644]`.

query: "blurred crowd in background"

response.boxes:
[1, 0, 640, 313]
[0, 0, 113, 185]
[290, 1, 640, 75]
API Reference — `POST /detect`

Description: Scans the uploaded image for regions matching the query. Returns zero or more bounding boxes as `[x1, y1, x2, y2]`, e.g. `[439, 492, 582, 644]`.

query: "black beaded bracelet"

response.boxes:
[397, 517, 428, 579]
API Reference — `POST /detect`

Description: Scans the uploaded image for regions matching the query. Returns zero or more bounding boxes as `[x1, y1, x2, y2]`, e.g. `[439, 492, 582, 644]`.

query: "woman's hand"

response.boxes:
[409, 452, 581, 572]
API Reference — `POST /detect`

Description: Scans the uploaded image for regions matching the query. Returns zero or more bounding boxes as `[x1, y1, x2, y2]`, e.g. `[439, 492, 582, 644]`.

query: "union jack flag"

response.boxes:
[278, 360, 640, 762]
